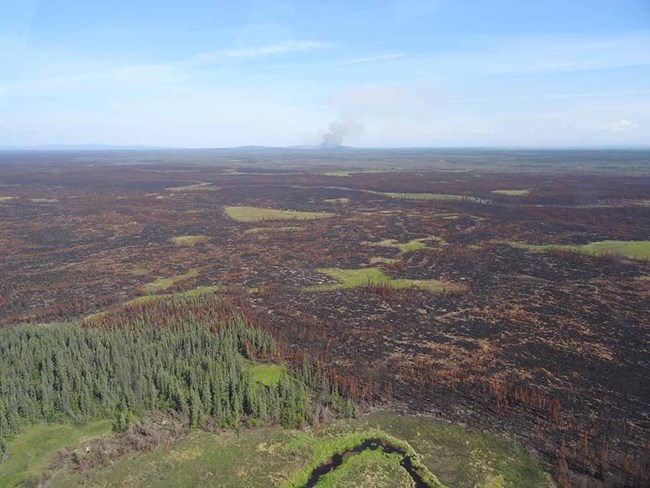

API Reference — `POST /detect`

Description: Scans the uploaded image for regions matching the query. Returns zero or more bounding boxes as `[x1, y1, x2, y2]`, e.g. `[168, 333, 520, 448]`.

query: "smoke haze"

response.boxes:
[320, 120, 363, 147]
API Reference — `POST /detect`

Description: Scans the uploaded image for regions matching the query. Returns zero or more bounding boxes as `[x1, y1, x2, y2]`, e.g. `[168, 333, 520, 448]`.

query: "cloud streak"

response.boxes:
[191, 40, 329, 64]
[3, 40, 329, 99]
[612, 119, 637, 132]
[336, 53, 407, 66]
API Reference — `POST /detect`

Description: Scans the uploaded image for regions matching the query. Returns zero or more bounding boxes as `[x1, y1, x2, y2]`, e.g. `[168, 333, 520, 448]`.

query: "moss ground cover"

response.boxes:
[43, 412, 551, 488]
[0, 420, 112, 487]
[166, 182, 217, 192]
[142, 268, 201, 293]
[170, 235, 210, 246]
[305, 267, 462, 293]
[244, 361, 284, 386]
[225, 206, 334, 222]
[323, 197, 350, 204]
[502, 240, 650, 260]
[364, 237, 445, 254]
[491, 189, 530, 196]
[245, 226, 306, 234]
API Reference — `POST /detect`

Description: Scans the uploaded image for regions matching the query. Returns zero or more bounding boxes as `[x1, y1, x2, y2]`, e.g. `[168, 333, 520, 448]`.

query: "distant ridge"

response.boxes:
[0, 144, 363, 152]
[1, 144, 648, 151]
[0, 144, 167, 151]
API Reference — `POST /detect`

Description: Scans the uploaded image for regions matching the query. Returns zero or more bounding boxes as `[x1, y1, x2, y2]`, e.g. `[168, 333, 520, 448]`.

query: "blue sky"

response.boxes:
[1, 0, 649, 147]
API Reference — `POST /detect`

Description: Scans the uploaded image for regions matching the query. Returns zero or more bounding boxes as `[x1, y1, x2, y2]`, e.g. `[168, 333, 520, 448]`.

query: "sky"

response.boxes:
[1, 0, 649, 148]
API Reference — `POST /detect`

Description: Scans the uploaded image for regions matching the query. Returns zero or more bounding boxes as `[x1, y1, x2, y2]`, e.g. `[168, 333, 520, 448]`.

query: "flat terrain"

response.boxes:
[0, 421, 112, 487]
[40, 412, 549, 488]
[0, 148, 649, 486]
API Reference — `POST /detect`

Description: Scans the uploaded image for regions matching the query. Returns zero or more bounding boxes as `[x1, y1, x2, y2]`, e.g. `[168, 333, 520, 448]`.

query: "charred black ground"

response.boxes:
[1, 148, 649, 486]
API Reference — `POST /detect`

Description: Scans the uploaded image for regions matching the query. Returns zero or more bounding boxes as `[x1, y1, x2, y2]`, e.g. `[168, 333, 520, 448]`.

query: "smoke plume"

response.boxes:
[320, 120, 363, 147]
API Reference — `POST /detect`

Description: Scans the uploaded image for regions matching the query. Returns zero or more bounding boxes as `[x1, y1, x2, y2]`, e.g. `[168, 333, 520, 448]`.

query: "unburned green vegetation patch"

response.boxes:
[166, 182, 217, 192]
[369, 257, 400, 265]
[169, 235, 210, 246]
[29, 198, 60, 203]
[142, 268, 201, 294]
[0, 420, 112, 487]
[363, 237, 445, 254]
[323, 197, 350, 204]
[282, 431, 443, 488]
[320, 170, 396, 177]
[321, 171, 353, 177]
[352, 412, 552, 488]
[45, 412, 550, 488]
[245, 226, 306, 234]
[115, 285, 228, 311]
[0, 307, 349, 485]
[305, 267, 463, 293]
[313, 449, 414, 488]
[491, 189, 530, 196]
[502, 240, 650, 260]
[244, 361, 284, 386]
[225, 206, 334, 222]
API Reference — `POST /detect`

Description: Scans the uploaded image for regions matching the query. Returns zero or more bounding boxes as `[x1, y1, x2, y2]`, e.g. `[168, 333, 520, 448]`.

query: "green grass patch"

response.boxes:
[143, 268, 201, 294]
[350, 412, 552, 488]
[491, 189, 530, 196]
[225, 206, 334, 222]
[244, 361, 284, 386]
[313, 449, 415, 488]
[46, 412, 549, 488]
[166, 182, 217, 192]
[245, 226, 306, 234]
[365, 238, 429, 253]
[169, 235, 210, 246]
[369, 257, 400, 265]
[502, 240, 650, 260]
[0, 196, 16, 202]
[324, 197, 350, 204]
[307, 267, 389, 290]
[388, 279, 455, 292]
[282, 431, 444, 488]
[320, 170, 395, 177]
[321, 171, 353, 177]
[364, 236, 446, 254]
[305, 268, 462, 293]
[49, 428, 310, 488]
[0, 420, 112, 487]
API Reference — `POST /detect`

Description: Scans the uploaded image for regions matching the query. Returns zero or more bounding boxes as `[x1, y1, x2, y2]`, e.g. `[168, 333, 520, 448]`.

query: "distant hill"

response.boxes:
[0, 144, 166, 151]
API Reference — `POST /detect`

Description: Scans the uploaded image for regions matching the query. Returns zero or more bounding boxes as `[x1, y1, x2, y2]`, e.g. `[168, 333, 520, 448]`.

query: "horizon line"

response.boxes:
[2, 144, 650, 151]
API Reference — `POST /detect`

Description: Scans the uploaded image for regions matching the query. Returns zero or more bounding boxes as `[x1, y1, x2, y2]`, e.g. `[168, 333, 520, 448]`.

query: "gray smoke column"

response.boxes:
[320, 120, 362, 147]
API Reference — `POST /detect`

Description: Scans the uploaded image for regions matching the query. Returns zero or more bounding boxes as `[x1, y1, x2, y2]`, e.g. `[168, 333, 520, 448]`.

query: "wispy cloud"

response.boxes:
[3, 40, 329, 98]
[336, 53, 407, 66]
[191, 40, 329, 64]
[612, 119, 637, 132]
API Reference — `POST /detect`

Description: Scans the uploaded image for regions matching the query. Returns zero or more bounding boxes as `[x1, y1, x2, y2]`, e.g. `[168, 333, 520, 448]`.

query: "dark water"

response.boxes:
[304, 437, 434, 487]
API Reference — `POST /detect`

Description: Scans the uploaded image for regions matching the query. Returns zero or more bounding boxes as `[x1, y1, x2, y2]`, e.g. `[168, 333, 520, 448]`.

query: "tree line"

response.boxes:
[0, 310, 354, 452]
